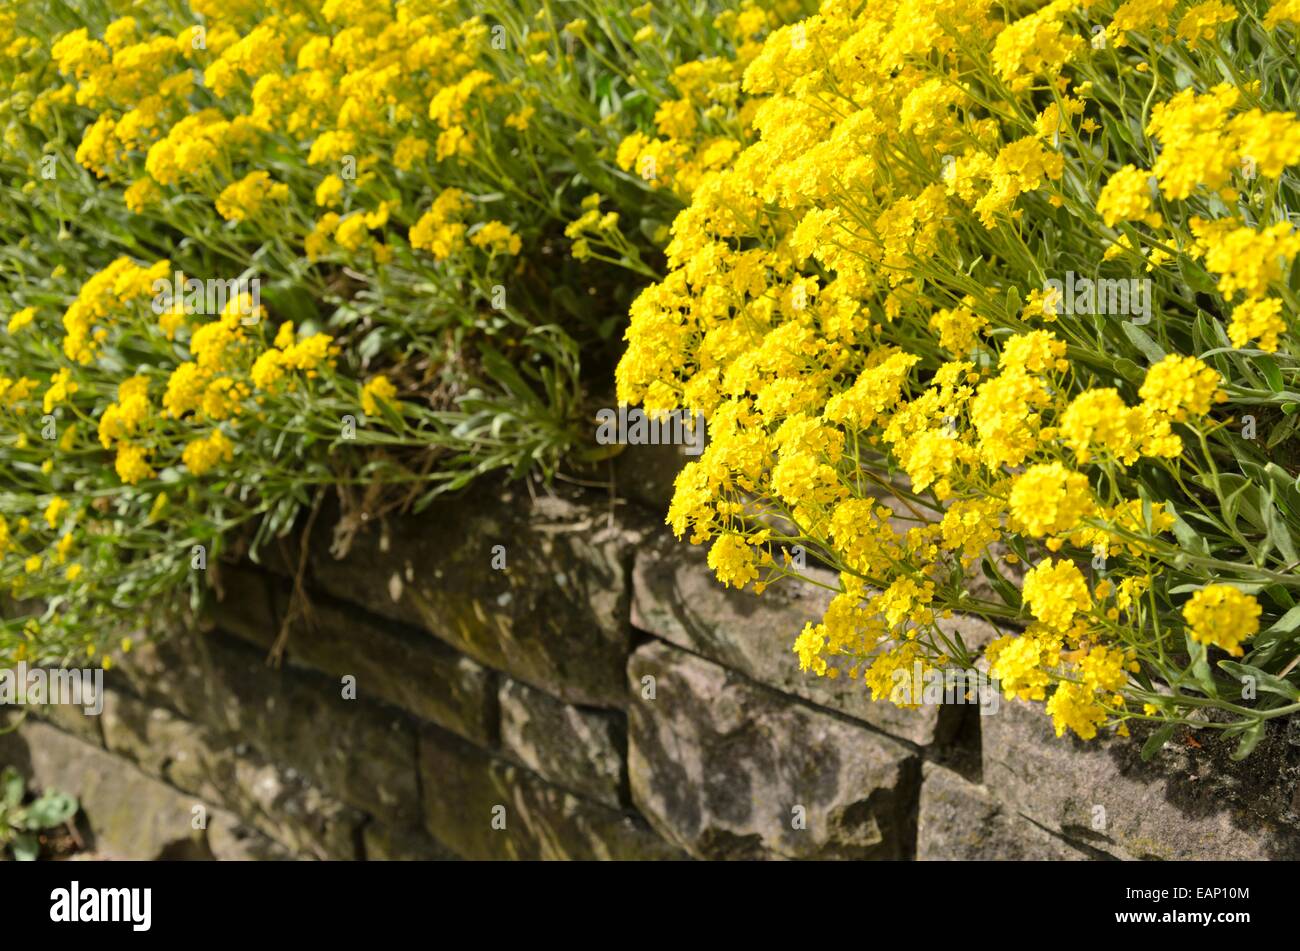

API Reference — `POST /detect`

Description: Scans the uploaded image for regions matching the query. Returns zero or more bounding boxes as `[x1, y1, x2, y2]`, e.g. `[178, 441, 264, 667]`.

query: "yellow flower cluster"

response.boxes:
[1, 0, 769, 665]
[616, 0, 1296, 744]
[44, 1, 542, 271]
[1182, 585, 1261, 657]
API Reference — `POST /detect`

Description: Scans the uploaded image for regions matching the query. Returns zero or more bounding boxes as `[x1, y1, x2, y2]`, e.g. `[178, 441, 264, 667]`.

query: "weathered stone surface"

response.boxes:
[208, 559, 279, 646]
[102, 689, 362, 860]
[35, 701, 104, 747]
[627, 641, 918, 859]
[419, 724, 686, 860]
[612, 441, 689, 514]
[983, 697, 1300, 860]
[110, 631, 420, 824]
[917, 762, 1090, 860]
[207, 814, 297, 860]
[240, 587, 499, 746]
[362, 822, 461, 861]
[0, 719, 277, 860]
[632, 532, 997, 746]
[310, 481, 651, 707]
[499, 677, 625, 808]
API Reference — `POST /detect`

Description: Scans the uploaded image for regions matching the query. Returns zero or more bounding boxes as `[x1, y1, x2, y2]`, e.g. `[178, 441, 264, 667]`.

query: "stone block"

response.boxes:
[627, 641, 917, 859]
[418, 724, 684, 860]
[499, 677, 625, 807]
[982, 697, 1300, 860]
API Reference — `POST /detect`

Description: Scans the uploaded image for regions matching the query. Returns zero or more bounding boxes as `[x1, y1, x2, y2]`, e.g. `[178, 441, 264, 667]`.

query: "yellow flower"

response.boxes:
[334, 214, 370, 251]
[865, 642, 933, 708]
[991, 7, 1083, 90]
[1096, 165, 1161, 228]
[1176, 0, 1237, 49]
[1110, 0, 1180, 44]
[987, 629, 1062, 701]
[393, 136, 430, 171]
[435, 125, 472, 161]
[1229, 109, 1300, 179]
[1138, 354, 1224, 420]
[1045, 682, 1108, 740]
[1183, 585, 1261, 656]
[43, 497, 69, 529]
[124, 177, 160, 213]
[1059, 389, 1145, 465]
[361, 375, 397, 416]
[7, 307, 36, 333]
[182, 429, 234, 476]
[1146, 85, 1240, 199]
[1009, 463, 1093, 538]
[115, 444, 155, 485]
[1192, 218, 1300, 299]
[43, 368, 78, 414]
[1228, 297, 1286, 352]
[470, 220, 521, 256]
[706, 533, 759, 589]
[505, 107, 535, 131]
[281, 333, 335, 372]
[250, 349, 287, 390]
[1022, 558, 1091, 631]
[215, 170, 289, 223]
[1078, 644, 1139, 694]
[315, 174, 344, 208]
[1264, 0, 1300, 29]
[929, 305, 987, 354]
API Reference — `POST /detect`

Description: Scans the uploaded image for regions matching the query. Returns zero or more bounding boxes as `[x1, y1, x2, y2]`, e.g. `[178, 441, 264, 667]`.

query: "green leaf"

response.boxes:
[1169, 507, 1211, 556]
[1231, 720, 1266, 761]
[1217, 660, 1300, 701]
[1, 767, 22, 810]
[1266, 603, 1300, 635]
[11, 831, 39, 861]
[980, 557, 1022, 609]
[1179, 259, 1219, 295]
[1265, 492, 1298, 564]
[1121, 322, 1165, 363]
[374, 395, 407, 435]
[1140, 722, 1178, 761]
[23, 791, 77, 829]
[1268, 411, 1300, 449]
[1185, 634, 1218, 697]
[1255, 355, 1284, 392]
[1004, 286, 1023, 321]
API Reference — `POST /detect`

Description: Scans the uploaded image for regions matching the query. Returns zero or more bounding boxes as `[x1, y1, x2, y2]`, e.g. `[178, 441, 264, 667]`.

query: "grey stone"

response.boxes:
[982, 696, 1300, 860]
[419, 724, 686, 860]
[612, 441, 689, 514]
[207, 559, 278, 647]
[310, 481, 653, 708]
[101, 689, 362, 860]
[0, 719, 264, 860]
[362, 822, 461, 861]
[627, 640, 918, 859]
[35, 701, 104, 747]
[251, 588, 498, 747]
[631, 531, 998, 745]
[207, 814, 298, 860]
[917, 762, 1090, 860]
[499, 677, 625, 807]
[108, 631, 420, 824]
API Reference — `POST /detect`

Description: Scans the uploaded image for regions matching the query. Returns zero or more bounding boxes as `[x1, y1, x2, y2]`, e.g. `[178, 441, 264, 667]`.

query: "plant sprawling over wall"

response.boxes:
[0, 0, 799, 662]
[617, 0, 1300, 756]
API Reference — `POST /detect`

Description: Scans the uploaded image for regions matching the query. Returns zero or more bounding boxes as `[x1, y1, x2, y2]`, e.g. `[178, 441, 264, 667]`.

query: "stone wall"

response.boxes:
[4, 459, 1300, 860]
